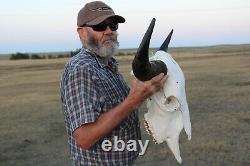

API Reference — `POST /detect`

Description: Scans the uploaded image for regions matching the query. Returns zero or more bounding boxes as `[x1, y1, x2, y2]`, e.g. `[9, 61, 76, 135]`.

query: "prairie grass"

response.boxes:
[0, 44, 250, 166]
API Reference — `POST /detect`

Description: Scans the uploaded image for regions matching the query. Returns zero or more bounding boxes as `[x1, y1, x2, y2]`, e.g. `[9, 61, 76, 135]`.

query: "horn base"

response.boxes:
[132, 60, 168, 81]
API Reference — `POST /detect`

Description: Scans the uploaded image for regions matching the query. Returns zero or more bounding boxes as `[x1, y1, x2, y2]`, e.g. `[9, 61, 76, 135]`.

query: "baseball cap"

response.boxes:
[77, 1, 125, 26]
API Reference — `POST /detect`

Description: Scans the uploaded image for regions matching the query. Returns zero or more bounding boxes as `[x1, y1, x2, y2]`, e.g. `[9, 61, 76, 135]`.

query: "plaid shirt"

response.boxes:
[60, 48, 141, 165]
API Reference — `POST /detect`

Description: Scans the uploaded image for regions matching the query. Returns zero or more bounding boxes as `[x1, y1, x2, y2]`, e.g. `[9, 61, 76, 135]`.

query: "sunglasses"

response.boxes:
[81, 22, 118, 32]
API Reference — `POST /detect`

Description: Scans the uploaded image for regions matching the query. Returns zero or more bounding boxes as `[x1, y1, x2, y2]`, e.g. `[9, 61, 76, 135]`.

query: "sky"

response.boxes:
[1, 0, 250, 54]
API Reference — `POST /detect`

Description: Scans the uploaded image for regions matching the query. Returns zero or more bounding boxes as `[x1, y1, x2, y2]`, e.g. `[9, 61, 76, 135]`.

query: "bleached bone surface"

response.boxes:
[143, 51, 191, 163]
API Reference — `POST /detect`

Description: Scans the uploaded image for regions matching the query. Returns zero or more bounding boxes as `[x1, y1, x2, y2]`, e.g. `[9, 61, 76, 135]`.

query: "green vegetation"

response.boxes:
[9, 48, 82, 60]
[8, 48, 136, 60]
[31, 54, 46, 59]
[10, 52, 30, 60]
[8, 44, 250, 61]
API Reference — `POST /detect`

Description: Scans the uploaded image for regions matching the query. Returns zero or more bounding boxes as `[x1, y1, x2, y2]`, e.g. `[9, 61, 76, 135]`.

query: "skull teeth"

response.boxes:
[143, 119, 150, 133]
[153, 138, 158, 144]
[143, 118, 158, 144]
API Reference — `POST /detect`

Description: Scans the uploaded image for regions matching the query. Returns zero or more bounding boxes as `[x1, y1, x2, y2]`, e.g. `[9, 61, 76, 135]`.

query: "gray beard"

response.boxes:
[84, 34, 119, 58]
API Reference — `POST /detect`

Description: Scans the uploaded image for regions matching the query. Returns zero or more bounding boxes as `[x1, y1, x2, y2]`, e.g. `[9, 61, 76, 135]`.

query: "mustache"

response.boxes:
[101, 35, 117, 43]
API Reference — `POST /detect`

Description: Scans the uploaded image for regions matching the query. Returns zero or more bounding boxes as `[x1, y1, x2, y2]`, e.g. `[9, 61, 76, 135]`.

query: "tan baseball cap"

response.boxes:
[77, 1, 125, 26]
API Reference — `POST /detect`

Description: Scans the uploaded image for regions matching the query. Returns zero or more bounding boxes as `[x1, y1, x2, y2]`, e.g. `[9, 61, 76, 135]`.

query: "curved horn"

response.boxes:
[132, 18, 168, 81]
[159, 29, 173, 52]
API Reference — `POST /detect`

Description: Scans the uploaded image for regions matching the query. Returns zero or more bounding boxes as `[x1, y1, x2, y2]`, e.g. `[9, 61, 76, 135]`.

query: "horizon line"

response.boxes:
[1, 43, 250, 55]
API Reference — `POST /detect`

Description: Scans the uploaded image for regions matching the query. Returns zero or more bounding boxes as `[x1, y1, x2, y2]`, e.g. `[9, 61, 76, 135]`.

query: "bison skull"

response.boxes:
[132, 18, 192, 164]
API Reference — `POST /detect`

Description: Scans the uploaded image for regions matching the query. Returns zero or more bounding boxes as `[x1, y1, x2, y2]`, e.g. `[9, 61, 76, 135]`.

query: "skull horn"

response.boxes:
[132, 18, 168, 81]
[159, 29, 173, 52]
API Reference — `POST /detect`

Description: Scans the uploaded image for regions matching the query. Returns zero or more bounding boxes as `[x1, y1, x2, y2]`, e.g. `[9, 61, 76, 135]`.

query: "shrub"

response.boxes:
[57, 54, 65, 58]
[31, 54, 44, 59]
[10, 52, 30, 60]
[48, 55, 56, 59]
[117, 52, 126, 56]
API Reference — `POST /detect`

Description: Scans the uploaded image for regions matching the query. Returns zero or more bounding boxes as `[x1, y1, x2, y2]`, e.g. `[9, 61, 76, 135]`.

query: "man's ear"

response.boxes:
[77, 27, 87, 41]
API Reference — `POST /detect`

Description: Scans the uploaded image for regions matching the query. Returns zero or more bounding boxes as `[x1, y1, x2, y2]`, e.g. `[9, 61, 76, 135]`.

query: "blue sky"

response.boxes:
[1, 0, 250, 54]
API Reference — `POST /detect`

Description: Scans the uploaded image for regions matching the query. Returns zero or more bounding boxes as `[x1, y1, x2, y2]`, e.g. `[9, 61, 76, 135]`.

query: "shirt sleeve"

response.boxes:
[63, 65, 101, 132]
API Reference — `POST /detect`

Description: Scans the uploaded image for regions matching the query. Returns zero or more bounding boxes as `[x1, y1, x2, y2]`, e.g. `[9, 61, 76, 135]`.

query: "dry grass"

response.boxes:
[0, 45, 250, 166]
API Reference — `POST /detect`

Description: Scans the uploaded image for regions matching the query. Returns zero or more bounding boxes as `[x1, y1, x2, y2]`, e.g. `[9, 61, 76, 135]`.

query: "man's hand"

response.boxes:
[127, 73, 168, 109]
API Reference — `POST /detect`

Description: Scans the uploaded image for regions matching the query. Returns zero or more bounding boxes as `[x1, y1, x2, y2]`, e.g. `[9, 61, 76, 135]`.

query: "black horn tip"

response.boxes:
[133, 18, 156, 78]
[135, 18, 156, 59]
[158, 29, 174, 52]
[133, 18, 168, 81]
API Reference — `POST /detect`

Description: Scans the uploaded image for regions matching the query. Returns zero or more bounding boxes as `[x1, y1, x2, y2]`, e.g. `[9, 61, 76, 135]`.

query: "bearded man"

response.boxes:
[60, 1, 167, 165]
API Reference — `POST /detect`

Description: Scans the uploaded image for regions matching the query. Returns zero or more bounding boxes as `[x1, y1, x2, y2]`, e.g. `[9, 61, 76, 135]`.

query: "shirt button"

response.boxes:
[92, 75, 98, 80]
[100, 96, 105, 103]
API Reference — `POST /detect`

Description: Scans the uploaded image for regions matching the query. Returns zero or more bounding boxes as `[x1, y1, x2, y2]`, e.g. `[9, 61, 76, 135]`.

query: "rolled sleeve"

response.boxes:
[64, 66, 101, 132]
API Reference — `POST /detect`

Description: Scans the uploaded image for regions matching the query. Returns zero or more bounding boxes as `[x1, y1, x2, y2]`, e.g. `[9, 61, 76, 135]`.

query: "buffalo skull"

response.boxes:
[132, 18, 192, 164]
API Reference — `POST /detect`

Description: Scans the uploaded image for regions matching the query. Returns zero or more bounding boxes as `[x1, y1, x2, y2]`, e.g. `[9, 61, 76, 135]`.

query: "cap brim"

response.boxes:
[87, 15, 125, 25]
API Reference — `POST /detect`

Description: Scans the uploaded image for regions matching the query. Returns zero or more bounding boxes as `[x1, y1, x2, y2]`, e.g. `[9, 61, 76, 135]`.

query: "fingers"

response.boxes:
[129, 73, 168, 100]
[139, 73, 167, 97]
[151, 73, 165, 83]
[150, 73, 168, 88]
[160, 75, 168, 86]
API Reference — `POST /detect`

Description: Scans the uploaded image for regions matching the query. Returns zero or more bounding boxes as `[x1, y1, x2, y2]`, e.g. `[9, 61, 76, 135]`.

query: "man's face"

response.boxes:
[79, 19, 119, 58]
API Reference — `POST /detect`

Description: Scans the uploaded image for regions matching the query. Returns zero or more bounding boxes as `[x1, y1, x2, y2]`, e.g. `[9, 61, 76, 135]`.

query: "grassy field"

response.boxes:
[0, 45, 250, 166]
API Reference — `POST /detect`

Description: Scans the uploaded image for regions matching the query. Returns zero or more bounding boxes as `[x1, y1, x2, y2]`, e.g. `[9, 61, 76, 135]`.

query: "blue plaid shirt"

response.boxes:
[60, 48, 141, 165]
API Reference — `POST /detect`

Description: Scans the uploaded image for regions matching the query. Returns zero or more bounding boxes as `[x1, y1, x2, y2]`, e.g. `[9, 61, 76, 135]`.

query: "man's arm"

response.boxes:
[73, 73, 167, 149]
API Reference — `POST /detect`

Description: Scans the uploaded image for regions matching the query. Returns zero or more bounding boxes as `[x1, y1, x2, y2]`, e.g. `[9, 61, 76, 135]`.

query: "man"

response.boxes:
[60, 1, 167, 165]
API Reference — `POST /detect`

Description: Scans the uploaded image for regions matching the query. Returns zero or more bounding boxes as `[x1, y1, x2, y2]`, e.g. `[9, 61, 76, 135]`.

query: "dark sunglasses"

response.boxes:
[81, 22, 118, 32]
